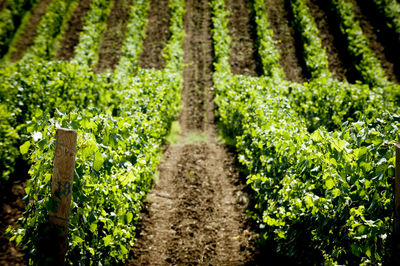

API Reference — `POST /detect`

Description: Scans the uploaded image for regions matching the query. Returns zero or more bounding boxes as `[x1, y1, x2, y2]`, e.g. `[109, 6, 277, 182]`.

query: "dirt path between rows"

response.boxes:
[138, 0, 171, 69]
[307, 0, 348, 82]
[226, 0, 259, 76]
[95, 0, 132, 73]
[56, 0, 92, 61]
[128, 0, 259, 264]
[0, 0, 6, 12]
[266, 0, 306, 83]
[0, 181, 26, 265]
[9, 0, 52, 62]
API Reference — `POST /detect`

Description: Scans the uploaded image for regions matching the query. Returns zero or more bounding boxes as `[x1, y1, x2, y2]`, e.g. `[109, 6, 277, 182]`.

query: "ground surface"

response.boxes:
[138, 0, 171, 69]
[10, 0, 52, 62]
[2, 0, 400, 264]
[307, 0, 348, 81]
[227, 0, 259, 76]
[0, 0, 6, 12]
[56, 0, 92, 60]
[127, 0, 259, 264]
[266, 0, 307, 83]
[95, 0, 132, 73]
[0, 182, 26, 265]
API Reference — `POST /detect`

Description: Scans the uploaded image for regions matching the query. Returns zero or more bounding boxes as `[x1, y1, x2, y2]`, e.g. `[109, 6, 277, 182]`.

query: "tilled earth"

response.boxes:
[127, 0, 259, 264]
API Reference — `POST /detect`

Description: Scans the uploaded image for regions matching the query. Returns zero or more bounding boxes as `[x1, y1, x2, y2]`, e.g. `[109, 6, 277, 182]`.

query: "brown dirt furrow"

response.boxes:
[95, 0, 132, 73]
[306, 0, 348, 81]
[226, 0, 258, 76]
[0, 0, 6, 11]
[128, 0, 259, 264]
[266, 0, 307, 83]
[347, 0, 398, 83]
[180, 0, 213, 132]
[0, 181, 26, 265]
[9, 0, 52, 62]
[138, 0, 171, 69]
[56, 0, 92, 61]
[355, 0, 400, 83]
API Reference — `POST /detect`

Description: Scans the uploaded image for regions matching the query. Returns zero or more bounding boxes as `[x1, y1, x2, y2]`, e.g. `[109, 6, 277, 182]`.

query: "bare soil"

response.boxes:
[127, 0, 259, 264]
[265, 0, 307, 83]
[56, 0, 92, 61]
[347, 0, 399, 83]
[9, 0, 52, 62]
[0, 181, 26, 265]
[138, 0, 171, 69]
[226, 0, 259, 76]
[355, 0, 400, 83]
[0, 0, 6, 11]
[306, 0, 348, 81]
[95, 0, 132, 73]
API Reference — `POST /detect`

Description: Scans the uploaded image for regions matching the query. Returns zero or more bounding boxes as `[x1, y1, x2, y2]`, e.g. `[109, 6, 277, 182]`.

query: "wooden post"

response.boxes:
[48, 128, 77, 265]
[394, 143, 400, 264]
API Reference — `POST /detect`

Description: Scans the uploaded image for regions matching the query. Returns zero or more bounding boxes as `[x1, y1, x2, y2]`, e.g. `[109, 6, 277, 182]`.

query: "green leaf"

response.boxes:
[90, 223, 97, 233]
[20, 141, 31, 155]
[73, 236, 84, 245]
[93, 151, 104, 171]
[126, 212, 133, 224]
[103, 235, 113, 247]
[325, 179, 335, 190]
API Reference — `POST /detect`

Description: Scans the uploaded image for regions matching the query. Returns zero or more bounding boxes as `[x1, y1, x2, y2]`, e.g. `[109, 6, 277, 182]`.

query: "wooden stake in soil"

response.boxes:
[394, 143, 400, 264]
[48, 128, 77, 264]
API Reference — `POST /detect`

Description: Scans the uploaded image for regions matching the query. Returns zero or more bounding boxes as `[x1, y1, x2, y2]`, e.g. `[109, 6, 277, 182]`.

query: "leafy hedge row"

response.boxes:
[331, 0, 400, 99]
[290, 0, 331, 79]
[23, 0, 74, 61]
[250, 0, 283, 79]
[212, 0, 398, 263]
[0, 0, 37, 57]
[115, 0, 149, 77]
[71, 0, 112, 68]
[3, 0, 185, 264]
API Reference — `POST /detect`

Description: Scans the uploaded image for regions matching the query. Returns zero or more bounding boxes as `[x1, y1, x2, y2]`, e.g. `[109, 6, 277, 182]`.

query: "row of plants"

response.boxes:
[330, 0, 400, 99]
[289, 0, 332, 79]
[285, 0, 394, 133]
[23, 0, 74, 61]
[2, 0, 184, 264]
[0, 0, 37, 57]
[0, 0, 89, 187]
[249, 0, 283, 79]
[71, 0, 112, 68]
[115, 0, 149, 77]
[212, 0, 398, 263]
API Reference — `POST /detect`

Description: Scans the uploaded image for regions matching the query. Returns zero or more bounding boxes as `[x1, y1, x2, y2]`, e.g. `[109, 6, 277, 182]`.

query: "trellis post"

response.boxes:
[48, 128, 77, 265]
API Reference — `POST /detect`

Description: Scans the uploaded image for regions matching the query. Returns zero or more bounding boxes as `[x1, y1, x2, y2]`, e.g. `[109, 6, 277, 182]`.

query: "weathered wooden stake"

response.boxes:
[48, 128, 77, 265]
[394, 143, 400, 264]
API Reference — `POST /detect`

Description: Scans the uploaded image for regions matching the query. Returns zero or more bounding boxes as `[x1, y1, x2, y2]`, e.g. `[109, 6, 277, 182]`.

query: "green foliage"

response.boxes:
[115, 0, 148, 77]
[71, 0, 112, 68]
[211, 0, 398, 263]
[3, 0, 185, 264]
[0, 0, 37, 57]
[24, 0, 74, 60]
[251, 0, 284, 79]
[290, 0, 332, 79]
[331, 0, 400, 98]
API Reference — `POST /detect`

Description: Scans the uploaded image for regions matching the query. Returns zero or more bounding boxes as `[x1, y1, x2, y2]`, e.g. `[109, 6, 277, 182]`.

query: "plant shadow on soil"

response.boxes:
[216, 120, 297, 265]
